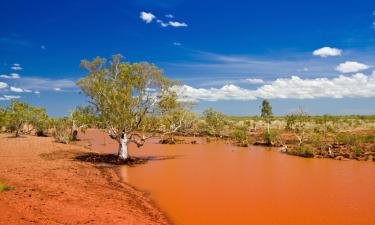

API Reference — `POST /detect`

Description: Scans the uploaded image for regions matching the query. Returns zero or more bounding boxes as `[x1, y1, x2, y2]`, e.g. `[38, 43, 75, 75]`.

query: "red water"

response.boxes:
[81, 130, 375, 225]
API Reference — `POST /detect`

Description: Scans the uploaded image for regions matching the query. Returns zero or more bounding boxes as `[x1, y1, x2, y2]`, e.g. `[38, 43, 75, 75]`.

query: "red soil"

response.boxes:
[0, 134, 170, 225]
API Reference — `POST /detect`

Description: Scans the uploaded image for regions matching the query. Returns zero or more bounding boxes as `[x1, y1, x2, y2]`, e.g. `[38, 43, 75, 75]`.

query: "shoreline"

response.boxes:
[0, 134, 171, 225]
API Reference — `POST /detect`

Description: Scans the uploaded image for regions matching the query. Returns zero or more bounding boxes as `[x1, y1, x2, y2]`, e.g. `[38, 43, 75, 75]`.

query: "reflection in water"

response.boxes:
[81, 130, 375, 225]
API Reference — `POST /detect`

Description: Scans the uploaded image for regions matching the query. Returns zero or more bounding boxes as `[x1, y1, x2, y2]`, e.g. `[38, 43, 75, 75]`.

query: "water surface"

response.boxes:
[81, 130, 375, 225]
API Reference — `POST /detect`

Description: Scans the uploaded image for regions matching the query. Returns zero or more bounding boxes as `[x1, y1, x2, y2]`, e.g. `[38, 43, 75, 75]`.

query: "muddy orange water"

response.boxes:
[80, 130, 375, 225]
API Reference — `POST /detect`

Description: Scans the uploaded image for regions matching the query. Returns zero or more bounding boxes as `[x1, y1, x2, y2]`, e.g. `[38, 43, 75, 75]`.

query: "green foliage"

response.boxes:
[29, 107, 49, 136]
[336, 133, 358, 146]
[310, 132, 325, 149]
[0, 100, 50, 137]
[286, 108, 309, 145]
[0, 107, 7, 129]
[232, 128, 249, 147]
[263, 130, 278, 146]
[51, 118, 72, 144]
[203, 108, 227, 136]
[288, 146, 314, 158]
[71, 105, 99, 128]
[160, 96, 196, 140]
[5, 100, 31, 137]
[0, 182, 14, 192]
[260, 99, 273, 132]
[78, 54, 179, 151]
[353, 146, 363, 157]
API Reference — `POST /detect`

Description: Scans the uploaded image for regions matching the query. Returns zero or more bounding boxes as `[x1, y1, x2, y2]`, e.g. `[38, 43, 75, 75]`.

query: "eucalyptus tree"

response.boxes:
[70, 105, 99, 140]
[29, 107, 49, 136]
[261, 99, 273, 133]
[5, 100, 31, 137]
[203, 108, 227, 137]
[159, 94, 196, 142]
[78, 54, 178, 160]
[288, 107, 309, 146]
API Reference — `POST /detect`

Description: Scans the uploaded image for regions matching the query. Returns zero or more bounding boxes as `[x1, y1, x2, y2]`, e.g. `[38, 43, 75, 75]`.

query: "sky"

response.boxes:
[1, 0, 375, 116]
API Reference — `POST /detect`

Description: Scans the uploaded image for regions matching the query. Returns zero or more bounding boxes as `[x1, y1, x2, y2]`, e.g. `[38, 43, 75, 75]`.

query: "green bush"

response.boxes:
[263, 130, 278, 146]
[232, 128, 249, 147]
[288, 146, 314, 158]
[51, 118, 72, 144]
[353, 146, 363, 157]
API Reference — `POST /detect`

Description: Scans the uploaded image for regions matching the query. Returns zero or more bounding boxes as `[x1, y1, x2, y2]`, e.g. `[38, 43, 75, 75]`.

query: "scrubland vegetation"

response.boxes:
[0, 55, 374, 162]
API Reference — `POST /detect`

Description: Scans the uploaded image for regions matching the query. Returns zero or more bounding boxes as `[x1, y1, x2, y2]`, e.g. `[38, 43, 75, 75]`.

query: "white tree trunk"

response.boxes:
[118, 134, 129, 160]
[267, 122, 270, 133]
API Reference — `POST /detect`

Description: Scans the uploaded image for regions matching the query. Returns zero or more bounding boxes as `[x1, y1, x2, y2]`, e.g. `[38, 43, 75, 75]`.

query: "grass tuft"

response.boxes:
[0, 182, 14, 192]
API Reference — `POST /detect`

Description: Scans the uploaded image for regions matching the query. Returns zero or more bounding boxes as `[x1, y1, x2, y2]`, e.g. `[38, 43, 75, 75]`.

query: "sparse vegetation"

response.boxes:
[0, 182, 14, 192]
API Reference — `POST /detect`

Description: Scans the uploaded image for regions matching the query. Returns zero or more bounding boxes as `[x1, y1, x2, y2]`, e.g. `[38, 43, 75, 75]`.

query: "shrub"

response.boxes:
[263, 130, 278, 146]
[232, 128, 249, 147]
[353, 146, 363, 157]
[51, 118, 72, 144]
[310, 132, 325, 149]
[288, 146, 314, 158]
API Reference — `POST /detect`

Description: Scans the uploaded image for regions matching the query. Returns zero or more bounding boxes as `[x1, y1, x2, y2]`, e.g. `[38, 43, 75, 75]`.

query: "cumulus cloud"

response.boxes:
[140, 11, 156, 23]
[335, 61, 370, 73]
[172, 84, 257, 101]
[168, 21, 188, 27]
[11, 63, 22, 70]
[173, 72, 375, 101]
[0, 95, 21, 101]
[0, 73, 20, 79]
[245, 78, 264, 84]
[141, 11, 187, 28]
[173, 42, 182, 46]
[9, 86, 32, 93]
[0, 81, 8, 89]
[10, 86, 24, 92]
[313, 47, 342, 57]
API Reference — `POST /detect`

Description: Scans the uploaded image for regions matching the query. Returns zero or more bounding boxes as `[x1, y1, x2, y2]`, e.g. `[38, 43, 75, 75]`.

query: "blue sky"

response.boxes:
[1, 0, 375, 116]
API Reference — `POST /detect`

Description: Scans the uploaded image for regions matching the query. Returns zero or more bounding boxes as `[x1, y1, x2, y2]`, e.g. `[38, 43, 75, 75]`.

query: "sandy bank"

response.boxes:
[0, 134, 170, 225]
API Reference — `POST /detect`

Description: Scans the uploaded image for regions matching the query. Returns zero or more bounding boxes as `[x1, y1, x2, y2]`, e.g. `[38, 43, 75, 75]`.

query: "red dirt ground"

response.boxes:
[0, 134, 170, 225]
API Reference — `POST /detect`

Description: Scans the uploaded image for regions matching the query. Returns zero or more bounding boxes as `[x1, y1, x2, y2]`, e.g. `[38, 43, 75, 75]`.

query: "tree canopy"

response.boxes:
[77, 54, 179, 159]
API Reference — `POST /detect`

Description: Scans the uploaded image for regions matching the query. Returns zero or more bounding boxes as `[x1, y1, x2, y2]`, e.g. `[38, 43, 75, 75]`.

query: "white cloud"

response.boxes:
[0, 73, 20, 79]
[168, 21, 188, 27]
[173, 72, 375, 101]
[313, 47, 342, 57]
[173, 84, 257, 101]
[245, 78, 264, 84]
[53, 87, 62, 91]
[34, 90, 40, 94]
[10, 86, 24, 92]
[0, 81, 8, 89]
[9, 86, 32, 93]
[17, 77, 76, 91]
[156, 19, 169, 27]
[140, 11, 156, 23]
[165, 14, 174, 18]
[0, 95, 21, 101]
[11, 63, 22, 70]
[173, 42, 182, 46]
[41, 45, 46, 50]
[335, 61, 370, 73]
